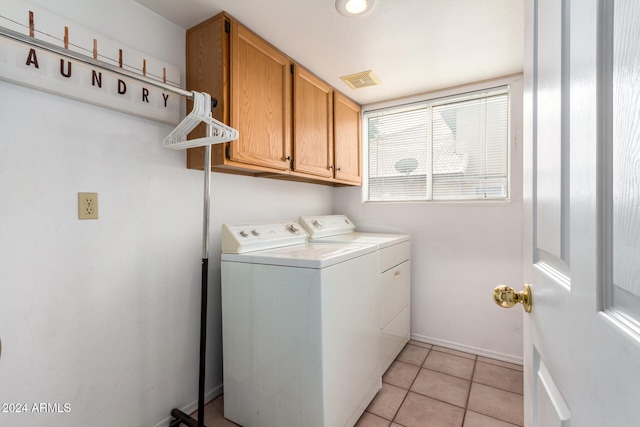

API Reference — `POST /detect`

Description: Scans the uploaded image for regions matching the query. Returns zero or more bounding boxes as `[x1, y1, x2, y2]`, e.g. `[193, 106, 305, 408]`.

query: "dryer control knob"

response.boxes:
[312, 219, 323, 229]
[239, 230, 249, 237]
[251, 229, 260, 236]
[287, 224, 300, 234]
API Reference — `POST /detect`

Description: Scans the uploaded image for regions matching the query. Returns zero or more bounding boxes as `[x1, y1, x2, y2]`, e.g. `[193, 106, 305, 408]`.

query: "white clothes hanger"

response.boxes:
[163, 91, 238, 150]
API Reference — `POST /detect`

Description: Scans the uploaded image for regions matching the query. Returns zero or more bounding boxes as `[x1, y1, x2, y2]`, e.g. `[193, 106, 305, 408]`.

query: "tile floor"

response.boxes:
[193, 340, 524, 427]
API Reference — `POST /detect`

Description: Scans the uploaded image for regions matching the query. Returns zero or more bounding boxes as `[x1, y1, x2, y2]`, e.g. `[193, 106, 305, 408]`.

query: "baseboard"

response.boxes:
[152, 384, 224, 427]
[410, 333, 523, 366]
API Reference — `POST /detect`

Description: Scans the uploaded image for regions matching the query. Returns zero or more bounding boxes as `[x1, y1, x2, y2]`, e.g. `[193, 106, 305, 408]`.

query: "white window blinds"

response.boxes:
[365, 87, 510, 202]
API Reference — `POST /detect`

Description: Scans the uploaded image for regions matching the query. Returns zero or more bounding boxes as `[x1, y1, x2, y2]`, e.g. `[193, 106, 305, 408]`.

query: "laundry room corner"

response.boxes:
[333, 78, 525, 364]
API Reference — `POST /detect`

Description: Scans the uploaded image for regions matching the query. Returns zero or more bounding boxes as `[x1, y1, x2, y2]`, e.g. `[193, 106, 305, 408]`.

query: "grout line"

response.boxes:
[392, 351, 477, 413]
[465, 409, 522, 427]
[460, 357, 478, 425]
[387, 347, 431, 425]
[475, 359, 524, 373]
[420, 365, 475, 382]
[464, 382, 525, 426]
[470, 379, 524, 396]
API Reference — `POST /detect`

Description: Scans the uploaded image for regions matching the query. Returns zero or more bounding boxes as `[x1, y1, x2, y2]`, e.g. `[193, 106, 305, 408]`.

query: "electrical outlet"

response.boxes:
[78, 192, 99, 220]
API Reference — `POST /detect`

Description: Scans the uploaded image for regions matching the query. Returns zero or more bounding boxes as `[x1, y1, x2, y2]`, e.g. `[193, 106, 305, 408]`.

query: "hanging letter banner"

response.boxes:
[0, 0, 181, 126]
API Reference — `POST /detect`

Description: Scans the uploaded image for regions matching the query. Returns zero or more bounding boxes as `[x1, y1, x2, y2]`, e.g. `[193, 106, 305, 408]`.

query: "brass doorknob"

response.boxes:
[493, 284, 532, 313]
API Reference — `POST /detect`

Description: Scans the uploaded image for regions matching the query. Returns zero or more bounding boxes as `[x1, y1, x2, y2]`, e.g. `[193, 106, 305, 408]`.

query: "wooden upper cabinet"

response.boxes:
[293, 65, 333, 178]
[333, 91, 362, 184]
[229, 21, 291, 171]
[186, 13, 291, 173]
[186, 12, 362, 185]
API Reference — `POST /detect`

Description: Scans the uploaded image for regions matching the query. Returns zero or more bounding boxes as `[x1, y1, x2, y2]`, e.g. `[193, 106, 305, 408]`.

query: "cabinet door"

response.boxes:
[333, 92, 362, 184]
[230, 22, 291, 171]
[293, 65, 333, 178]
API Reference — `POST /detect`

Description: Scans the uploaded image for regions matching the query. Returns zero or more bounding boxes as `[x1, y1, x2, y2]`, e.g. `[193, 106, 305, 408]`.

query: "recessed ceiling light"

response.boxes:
[335, 0, 375, 17]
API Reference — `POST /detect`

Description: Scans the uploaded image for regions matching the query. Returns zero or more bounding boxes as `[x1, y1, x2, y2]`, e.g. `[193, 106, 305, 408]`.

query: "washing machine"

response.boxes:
[298, 215, 411, 375]
[220, 220, 381, 427]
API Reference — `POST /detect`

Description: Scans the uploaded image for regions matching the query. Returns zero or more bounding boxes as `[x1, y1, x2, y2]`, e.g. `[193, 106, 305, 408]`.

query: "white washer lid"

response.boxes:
[221, 242, 376, 268]
[309, 232, 410, 249]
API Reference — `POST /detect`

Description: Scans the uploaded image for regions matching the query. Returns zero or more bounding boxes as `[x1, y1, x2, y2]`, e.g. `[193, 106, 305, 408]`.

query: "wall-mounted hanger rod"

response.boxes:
[0, 24, 193, 100]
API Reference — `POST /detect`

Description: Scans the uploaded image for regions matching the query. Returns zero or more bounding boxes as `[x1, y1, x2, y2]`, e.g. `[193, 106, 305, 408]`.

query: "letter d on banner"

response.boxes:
[118, 79, 126, 94]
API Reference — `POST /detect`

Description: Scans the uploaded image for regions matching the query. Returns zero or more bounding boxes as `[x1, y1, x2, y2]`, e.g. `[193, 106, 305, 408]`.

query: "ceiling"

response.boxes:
[134, 0, 524, 106]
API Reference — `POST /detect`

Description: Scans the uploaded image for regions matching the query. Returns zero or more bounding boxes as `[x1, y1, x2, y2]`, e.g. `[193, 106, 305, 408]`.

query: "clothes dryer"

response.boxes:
[299, 215, 411, 375]
[221, 220, 380, 427]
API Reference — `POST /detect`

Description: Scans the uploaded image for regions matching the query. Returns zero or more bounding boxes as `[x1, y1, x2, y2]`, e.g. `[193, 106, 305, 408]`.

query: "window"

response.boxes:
[364, 86, 510, 202]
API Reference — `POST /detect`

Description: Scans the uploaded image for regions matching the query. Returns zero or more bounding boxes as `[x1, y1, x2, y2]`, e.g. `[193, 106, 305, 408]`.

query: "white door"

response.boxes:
[517, 0, 640, 425]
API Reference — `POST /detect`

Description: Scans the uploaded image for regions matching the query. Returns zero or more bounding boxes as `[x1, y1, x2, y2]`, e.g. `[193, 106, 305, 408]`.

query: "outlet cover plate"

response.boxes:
[78, 192, 99, 220]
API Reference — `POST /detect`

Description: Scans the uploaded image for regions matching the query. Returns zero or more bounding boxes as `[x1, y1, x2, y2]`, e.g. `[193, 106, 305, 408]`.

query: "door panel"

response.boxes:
[611, 0, 640, 323]
[535, 0, 566, 268]
[534, 352, 570, 427]
[523, 0, 640, 426]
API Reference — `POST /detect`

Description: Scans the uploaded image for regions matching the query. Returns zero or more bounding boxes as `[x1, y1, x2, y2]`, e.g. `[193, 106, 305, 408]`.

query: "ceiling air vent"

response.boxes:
[340, 70, 382, 89]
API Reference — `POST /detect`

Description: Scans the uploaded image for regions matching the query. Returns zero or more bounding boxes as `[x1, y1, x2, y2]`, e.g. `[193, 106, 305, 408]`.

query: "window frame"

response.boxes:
[362, 82, 514, 204]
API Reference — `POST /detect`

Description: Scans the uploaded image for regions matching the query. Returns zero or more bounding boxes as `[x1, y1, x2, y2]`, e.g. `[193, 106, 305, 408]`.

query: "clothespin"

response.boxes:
[29, 11, 34, 37]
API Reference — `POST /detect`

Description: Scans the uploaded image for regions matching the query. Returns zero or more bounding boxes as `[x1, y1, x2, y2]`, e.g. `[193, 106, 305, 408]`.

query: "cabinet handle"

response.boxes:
[337, 167, 342, 171]
[330, 165, 334, 169]
[394, 270, 401, 279]
[286, 156, 291, 161]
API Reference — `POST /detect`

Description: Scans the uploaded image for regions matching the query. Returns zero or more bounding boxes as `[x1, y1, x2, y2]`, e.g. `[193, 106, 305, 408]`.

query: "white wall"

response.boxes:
[0, 2, 524, 425]
[333, 76, 525, 363]
[0, 1, 332, 426]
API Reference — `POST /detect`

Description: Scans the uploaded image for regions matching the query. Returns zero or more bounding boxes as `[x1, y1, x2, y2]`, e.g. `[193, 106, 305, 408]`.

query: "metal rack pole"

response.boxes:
[169, 134, 212, 427]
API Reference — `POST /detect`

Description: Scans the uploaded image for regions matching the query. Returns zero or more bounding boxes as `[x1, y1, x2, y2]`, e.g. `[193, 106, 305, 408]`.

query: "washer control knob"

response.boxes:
[312, 219, 323, 229]
[251, 229, 260, 236]
[287, 223, 300, 234]
[239, 230, 249, 237]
